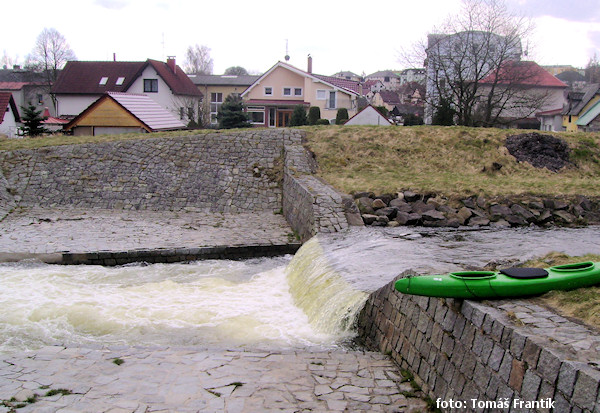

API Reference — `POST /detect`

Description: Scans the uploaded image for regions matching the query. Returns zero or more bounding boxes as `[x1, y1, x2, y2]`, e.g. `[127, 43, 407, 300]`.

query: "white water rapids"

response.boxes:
[1, 226, 599, 353]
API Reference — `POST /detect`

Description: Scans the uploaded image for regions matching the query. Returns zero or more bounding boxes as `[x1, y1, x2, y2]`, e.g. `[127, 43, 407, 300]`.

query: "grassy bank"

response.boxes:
[303, 125, 600, 198]
[0, 129, 215, 151]
[519, 253, 600, 330]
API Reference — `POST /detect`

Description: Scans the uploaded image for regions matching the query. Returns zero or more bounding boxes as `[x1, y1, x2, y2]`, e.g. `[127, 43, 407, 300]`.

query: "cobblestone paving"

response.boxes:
[0, 345, 429, 413]
[0, 208, 295, 257]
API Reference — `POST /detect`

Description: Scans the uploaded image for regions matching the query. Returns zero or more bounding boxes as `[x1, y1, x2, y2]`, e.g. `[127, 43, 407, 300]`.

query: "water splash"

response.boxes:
[286, 237, 368, 336]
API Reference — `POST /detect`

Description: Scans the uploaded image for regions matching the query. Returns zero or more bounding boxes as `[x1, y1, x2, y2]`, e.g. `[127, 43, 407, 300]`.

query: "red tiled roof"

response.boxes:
[52, 61, 145, 94]
[313, 74, 361, 94]
[480, 61, 567, 88]
[0, 82, 29, 90]
[52, 60, 201, 97]
[146, 59, 202, 97]
[377, 90, 402, 105]
[41, 107, 69, 125]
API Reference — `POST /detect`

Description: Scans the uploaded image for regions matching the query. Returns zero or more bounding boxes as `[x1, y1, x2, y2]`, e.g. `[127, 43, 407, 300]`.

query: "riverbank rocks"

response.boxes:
[354, 191, 600, 228]
[505, 132, 571, 172]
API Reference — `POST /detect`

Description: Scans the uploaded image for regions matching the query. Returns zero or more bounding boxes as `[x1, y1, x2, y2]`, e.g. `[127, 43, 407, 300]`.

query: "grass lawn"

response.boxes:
[303, 125, 600, 198]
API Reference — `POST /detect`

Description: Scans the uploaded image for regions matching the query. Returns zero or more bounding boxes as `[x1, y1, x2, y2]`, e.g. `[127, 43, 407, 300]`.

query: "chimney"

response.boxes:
[307, 54, 312, 74]
[113, 53, 116, 62]
[167, 56, 176, 73]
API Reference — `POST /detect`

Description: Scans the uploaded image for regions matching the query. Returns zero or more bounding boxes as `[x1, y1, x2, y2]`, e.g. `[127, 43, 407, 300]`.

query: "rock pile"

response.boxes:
[505, 132, 571, 172]
[355, 190, 599, 228]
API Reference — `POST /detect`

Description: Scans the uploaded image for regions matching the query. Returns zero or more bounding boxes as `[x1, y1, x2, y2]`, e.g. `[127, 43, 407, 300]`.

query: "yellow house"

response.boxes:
[189, 74, 260, 126]
[563, 84, 600, 132]
[241, 59, 360, 127]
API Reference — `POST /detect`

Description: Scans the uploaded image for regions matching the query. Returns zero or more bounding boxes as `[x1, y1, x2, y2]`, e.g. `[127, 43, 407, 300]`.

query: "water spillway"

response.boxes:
[1, 226, 599, 353]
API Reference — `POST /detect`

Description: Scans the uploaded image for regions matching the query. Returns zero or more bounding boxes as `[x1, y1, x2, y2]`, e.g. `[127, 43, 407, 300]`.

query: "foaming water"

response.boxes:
[1, 226, 599, 353]
[0, 257, 339, 352]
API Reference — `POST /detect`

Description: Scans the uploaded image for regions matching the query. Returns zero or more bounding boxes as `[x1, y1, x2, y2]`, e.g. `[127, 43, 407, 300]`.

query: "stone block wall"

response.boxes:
[0, 167, 15, 220]
[357, 274, 600, 412]
[282, 131, 350, 241]
[0, 131, 286, 213]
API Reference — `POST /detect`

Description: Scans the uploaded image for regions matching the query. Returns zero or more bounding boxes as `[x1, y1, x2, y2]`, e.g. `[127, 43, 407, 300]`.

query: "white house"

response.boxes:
[345, 105, 392, 126]
[51, 58, 202, 123]
[0, 92, 20, 138]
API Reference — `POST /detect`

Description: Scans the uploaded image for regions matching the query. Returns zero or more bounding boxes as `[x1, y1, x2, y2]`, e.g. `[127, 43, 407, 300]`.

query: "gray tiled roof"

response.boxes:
[189, 74, 260, 86]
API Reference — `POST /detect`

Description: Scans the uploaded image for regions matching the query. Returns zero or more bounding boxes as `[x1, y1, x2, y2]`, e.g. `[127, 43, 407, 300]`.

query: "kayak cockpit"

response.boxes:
[550, 261, 596, 272]
[449, 271, 496, 280]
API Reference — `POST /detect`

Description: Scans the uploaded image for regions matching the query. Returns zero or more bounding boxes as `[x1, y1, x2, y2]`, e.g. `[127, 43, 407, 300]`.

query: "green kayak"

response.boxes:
[394, 261, 600, 299]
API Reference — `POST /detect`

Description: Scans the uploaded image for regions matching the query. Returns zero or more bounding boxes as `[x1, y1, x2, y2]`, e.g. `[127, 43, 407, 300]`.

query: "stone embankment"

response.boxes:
[357, 272, 600, 412]
[0, 129, 353, 259]
[356, 190, 600, 228]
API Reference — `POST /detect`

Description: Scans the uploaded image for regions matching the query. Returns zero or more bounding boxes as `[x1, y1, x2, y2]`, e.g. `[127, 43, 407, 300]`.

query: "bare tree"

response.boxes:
[183, 44, 213, 75]
[585, 54, 600, 83]
[1, 50, 19, 69]
[420, 0, 543, 126]
[26, 28, 76, 109]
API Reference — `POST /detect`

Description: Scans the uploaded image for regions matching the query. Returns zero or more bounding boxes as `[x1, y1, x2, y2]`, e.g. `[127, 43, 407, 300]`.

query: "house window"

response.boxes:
[384, 76, 390, 82]
[327, 91, 336, 109]
[116, 77, 125, 85]
[294, 88, 302, 96]
[264, 87, 273, 96]
[99, 77, 108, 85]
[247, 106, 265, 124]
[144, 79, 158, 93]
[210, 92, 223, 124]
[283, 87, 291, 96]
[316, 90, 327, 100]
[269, 108, 276, 127]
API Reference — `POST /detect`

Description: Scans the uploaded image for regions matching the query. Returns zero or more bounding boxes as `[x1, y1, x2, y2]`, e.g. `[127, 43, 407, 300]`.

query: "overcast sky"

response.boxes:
[2, 0, 599, 76]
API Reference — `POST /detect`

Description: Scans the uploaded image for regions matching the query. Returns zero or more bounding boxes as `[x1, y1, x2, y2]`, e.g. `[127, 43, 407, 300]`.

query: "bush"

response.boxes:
[290, 105, 307, 126]
[316, 119, 330, 125]
[308, 107, 321, 125]
[335, 108, 349, 125]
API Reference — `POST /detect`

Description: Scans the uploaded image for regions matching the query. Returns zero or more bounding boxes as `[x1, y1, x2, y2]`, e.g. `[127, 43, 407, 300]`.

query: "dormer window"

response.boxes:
[99, 77, 108, 85]
[116, 77, 125, 85]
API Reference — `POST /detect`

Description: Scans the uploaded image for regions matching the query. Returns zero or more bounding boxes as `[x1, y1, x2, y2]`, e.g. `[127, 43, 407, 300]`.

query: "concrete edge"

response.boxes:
[0, 243, 302, 266]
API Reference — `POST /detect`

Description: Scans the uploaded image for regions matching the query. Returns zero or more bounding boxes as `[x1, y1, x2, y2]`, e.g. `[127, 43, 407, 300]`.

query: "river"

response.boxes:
[1, 226, 599, 353]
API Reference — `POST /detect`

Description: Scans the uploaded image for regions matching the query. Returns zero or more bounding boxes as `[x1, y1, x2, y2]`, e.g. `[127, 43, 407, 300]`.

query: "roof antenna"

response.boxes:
[285, 39, 290, 62]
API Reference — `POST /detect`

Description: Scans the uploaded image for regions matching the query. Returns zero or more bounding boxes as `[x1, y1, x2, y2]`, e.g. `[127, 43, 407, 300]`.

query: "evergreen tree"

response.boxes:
[335, 108, 349, 125]
[20, 103, 49, 136]
[290, 105, 307, 126]
[308, 106, 321, 125]
[432, 97, 455, 126]
[217, 94, 250, 129]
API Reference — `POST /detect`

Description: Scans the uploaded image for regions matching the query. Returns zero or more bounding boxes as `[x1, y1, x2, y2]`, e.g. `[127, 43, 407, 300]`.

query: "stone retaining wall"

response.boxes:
[0, 131, 286, 213]
[357, 274, 600, 412]
[0, 167, 15, 220]
[282, 132, 351, 241]
[0, 129, 352, 240]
